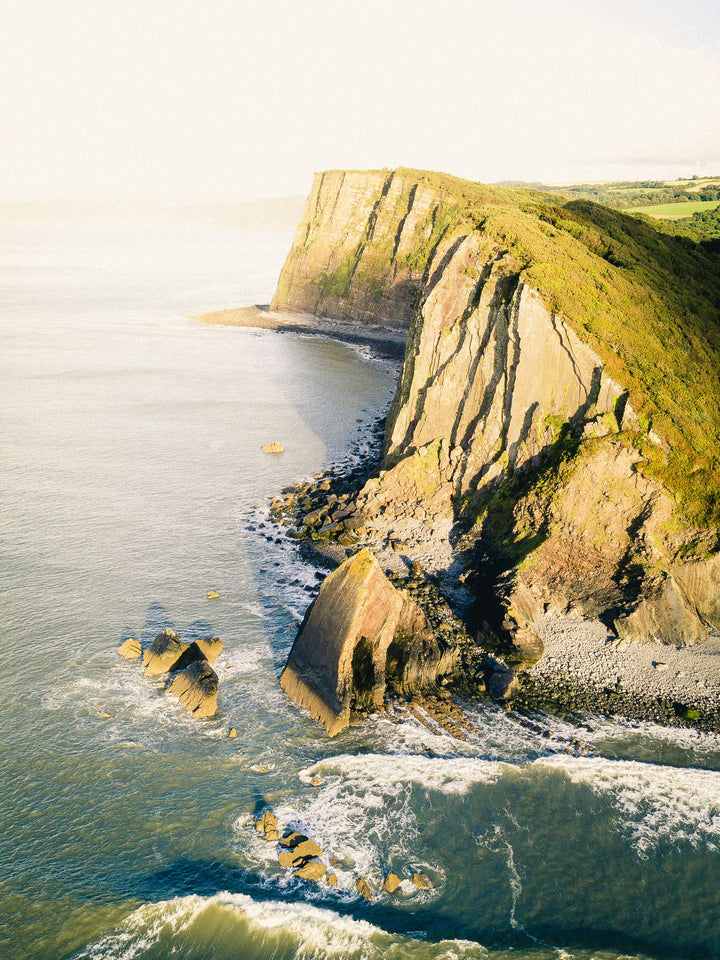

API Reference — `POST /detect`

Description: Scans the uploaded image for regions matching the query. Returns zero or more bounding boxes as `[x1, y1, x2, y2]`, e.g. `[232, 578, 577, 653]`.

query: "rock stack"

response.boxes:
[119, 628, 223, 719]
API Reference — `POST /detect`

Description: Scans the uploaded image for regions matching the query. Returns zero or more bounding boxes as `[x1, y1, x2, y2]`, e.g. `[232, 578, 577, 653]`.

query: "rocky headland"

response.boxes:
[229, 167, 720, 732]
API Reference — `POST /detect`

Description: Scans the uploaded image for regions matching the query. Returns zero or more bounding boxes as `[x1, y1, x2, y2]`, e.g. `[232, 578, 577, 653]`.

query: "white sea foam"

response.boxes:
[70, 892, 491, 960]
[238, 753, 507, 897]
[535, 754, 720, 856]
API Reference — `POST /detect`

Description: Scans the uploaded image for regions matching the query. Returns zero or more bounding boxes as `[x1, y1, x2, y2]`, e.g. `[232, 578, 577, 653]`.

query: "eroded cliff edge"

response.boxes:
[272, 167, 720, 720]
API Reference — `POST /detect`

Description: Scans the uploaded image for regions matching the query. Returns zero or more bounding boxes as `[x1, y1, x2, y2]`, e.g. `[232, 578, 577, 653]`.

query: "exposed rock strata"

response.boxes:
[280, 548, 458, 735]
[270, 167, 720, 725]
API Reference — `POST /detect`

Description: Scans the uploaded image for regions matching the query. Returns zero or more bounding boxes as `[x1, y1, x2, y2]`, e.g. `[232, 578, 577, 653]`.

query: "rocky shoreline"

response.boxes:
[266, 443, 720, 734]
[216, 305, 719, 736]
[194, 304, 408, 360]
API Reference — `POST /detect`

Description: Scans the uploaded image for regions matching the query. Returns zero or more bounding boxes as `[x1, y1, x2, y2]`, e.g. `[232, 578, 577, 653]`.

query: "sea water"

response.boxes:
[2, 221, 720, 960]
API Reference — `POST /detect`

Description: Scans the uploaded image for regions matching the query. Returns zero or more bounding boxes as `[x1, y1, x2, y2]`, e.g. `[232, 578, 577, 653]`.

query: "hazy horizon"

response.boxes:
[3, 0, 719, 204]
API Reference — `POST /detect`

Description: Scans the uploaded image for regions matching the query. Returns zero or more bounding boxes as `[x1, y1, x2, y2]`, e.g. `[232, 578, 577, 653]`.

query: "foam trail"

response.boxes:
[69, 892, 492, 960]
[535, 754, 720, 856]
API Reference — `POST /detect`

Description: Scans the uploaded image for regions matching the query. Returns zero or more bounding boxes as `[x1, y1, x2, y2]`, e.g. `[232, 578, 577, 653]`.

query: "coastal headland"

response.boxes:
[199, 166, 720, 732]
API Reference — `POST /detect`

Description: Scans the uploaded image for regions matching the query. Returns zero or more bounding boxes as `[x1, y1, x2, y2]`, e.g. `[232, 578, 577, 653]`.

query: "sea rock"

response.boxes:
[327, 873, 338, 886]
[293, 860, 326, 881]
[117, 637, 141, 659]
[255, 810, 279, 842]
[166, 641, 207, 674]
[412, 872, 432, 890]
[142, 629, 188, 676]
[356, 877, 373, 901]
[196, 636, 224, 663]
[206, 590, 219, 599]
[280, 549, 458, 736]
[261, 442, 284, 454]
[167, 659, 218, 718]
[278, 831, 307, 848]
[384, 873, 401, 893]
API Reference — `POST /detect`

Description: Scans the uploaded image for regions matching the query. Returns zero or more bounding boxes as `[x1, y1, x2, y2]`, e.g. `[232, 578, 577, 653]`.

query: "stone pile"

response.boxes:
[117, 628, 223, 719]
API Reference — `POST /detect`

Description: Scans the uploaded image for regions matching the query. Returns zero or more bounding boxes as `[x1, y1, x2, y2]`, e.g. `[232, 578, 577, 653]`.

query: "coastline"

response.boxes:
[207, 303, 720, 734]
[193, 304, 408, 360]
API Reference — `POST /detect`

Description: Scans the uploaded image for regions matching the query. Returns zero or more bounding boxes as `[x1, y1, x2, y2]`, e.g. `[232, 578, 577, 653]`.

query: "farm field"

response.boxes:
[623, 199, 720, 219]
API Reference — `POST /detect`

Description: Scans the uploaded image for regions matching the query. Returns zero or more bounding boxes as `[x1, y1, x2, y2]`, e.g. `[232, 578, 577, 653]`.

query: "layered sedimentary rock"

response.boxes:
[271, 169, 454, 327]
[280, 549, 457, 735]
[272, 168, 720, 656]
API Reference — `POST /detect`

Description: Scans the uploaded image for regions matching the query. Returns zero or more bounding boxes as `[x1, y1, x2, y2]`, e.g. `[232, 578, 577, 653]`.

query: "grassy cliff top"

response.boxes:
[345, 168, 720, 528]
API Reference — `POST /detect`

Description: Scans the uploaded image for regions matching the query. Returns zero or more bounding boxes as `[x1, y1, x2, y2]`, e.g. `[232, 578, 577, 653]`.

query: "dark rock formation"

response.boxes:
[167, 659, 218, 718]
[280, 549, 457, 735]
[142, 629, 188, 676]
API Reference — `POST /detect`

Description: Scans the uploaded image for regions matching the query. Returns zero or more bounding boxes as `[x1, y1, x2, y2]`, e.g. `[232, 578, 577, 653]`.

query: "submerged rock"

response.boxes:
[280, 549, 457, 736]
[167, 659, 218, 718]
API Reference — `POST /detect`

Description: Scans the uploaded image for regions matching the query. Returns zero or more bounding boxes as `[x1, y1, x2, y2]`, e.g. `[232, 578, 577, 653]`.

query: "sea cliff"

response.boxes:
[270, 167, 720, 726]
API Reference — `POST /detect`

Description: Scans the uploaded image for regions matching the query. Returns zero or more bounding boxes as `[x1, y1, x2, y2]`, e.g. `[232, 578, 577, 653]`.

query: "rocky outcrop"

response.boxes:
[120, 628, 223, 721]
[271, 169, 455, 328]
[280, 549, 458, 735]
[142, 629, 187, 676]
[167, 659, 218, 718]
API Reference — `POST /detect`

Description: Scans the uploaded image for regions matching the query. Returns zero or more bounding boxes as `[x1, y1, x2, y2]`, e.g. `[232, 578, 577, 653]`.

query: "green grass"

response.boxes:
[623, 200, 720, 219]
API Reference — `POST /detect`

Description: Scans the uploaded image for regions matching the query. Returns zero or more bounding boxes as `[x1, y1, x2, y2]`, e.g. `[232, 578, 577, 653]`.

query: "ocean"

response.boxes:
[2, 220, 720, 960]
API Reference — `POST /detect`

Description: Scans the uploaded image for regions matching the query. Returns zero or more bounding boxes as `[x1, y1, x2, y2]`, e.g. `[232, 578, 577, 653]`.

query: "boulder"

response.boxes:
[143, 629, 188, 676]
[293, 860, 326, 881]
[278, 831, 308, 848]
[280, 549, 458, 736]
[356, 877, 373, 901]
[487, 664, 520, 702]
[255, 810, 279, 842]
[117, 637, 141, 659]
[196, 637, 224, 663]
[167, 659, 218, 718]
[384, 873, 401, 893]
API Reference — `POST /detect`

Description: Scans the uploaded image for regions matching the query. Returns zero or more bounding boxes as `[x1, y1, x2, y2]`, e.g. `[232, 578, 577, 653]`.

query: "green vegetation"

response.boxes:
[499, 175, 720, 211]
[317, 167, 720, 528]
[623, 200, 720, 219]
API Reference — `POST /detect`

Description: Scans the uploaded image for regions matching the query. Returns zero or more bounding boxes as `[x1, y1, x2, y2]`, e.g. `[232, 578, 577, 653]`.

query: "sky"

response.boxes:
[2, 0, 719, 201]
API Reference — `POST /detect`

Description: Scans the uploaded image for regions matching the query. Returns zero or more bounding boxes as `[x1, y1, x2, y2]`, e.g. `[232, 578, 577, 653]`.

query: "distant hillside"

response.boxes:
[497, 176, 720, 217]
[0, 196, 307, 230]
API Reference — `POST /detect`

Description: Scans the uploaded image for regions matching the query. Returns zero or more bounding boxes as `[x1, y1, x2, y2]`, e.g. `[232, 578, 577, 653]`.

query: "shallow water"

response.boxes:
[2, 221, 720, 960]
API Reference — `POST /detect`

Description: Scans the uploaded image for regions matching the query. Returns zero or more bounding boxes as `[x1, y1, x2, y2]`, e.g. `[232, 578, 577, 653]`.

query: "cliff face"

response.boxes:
[275, 168, 720, 654]
[271, 169, 456, 327]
